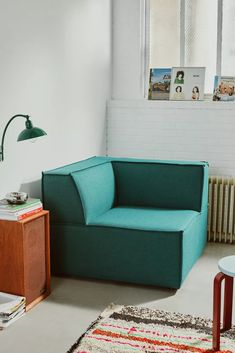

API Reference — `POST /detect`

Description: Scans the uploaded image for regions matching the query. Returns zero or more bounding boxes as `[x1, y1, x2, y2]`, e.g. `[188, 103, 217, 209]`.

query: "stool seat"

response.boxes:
[218, 255, 235, 277]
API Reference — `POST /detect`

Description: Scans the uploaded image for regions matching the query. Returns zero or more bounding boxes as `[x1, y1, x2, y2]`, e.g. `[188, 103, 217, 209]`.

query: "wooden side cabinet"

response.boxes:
[0, 210, 51, 311]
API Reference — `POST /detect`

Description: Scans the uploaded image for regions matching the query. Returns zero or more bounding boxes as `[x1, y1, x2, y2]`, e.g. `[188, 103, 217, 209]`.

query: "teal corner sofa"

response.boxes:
[42, 156, 209, 289]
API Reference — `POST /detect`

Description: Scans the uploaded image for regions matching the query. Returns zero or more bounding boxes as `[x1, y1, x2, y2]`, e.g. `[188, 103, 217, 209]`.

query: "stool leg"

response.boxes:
[213, 272, 225, 351]
[223, 275, 233, 332]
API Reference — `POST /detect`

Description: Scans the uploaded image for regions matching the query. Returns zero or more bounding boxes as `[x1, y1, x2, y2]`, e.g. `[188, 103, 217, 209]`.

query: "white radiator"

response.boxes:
[208, 176, 235, 243]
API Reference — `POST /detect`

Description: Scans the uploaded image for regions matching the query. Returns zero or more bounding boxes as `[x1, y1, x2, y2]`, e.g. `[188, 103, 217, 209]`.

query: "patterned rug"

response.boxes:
[67, 304, 235, 353]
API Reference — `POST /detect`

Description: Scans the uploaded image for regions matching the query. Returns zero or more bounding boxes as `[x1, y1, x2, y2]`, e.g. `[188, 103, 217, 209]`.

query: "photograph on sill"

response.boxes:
[169, 67, 206, 101]
[148, 68, 171, 100]
[213, 75, 235, 102]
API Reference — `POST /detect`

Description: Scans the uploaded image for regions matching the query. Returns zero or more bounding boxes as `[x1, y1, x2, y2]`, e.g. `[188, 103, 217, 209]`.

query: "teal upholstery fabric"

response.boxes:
[50, 224, 183, 288]
[90, 207, 199, 232]
[42, 174, 85, 224]
[181, 209, 208, 282]
[42, 157, 113, 225]
[72, 162, 115, 223]
[200, 163, 209, 212]
[112, 162, 204, 211]
[44, 156, 111, 175]
[42, 156, 209, 288]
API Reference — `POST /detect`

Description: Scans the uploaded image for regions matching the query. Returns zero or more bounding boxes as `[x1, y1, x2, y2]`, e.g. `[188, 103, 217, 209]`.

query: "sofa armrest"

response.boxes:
[42, 173, 85, 224]
[42, 157, 115, 225]
[71, 162, 116, 224]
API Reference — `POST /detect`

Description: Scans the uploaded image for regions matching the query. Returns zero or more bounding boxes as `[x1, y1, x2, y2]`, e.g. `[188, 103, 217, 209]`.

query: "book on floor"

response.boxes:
[0, 308, 25, 329]
[0, 292, 26, 329]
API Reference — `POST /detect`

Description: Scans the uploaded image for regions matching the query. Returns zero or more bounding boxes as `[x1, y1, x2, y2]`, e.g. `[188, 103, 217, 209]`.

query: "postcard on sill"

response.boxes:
[169, 67, 205, 101]
[148, 68, 171, 100]
[213, 76, 235, 102]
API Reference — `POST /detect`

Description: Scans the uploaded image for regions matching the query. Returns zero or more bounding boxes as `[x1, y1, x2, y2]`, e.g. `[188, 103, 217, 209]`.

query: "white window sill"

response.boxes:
[108, 98, 235, 111]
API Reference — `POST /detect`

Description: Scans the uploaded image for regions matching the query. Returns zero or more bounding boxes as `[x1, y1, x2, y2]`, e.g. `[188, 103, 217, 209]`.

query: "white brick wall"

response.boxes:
[107, 99, 235, 176]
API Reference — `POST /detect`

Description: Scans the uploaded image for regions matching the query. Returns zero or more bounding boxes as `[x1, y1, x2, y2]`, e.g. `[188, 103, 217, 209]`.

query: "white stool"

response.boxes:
[213, 255, 235, 351]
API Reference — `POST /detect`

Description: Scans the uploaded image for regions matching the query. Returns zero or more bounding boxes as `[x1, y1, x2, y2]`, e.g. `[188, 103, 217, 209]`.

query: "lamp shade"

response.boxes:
[17, 119, 47, 141]
[0, 114, 47, 162]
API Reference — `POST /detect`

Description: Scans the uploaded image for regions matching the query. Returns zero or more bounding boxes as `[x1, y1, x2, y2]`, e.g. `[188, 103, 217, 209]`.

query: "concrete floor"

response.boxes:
[0, 242, 235, 353]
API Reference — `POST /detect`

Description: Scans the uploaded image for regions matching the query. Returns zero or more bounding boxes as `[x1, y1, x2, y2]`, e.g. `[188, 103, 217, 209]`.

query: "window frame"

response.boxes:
[145, 0, 225, 97]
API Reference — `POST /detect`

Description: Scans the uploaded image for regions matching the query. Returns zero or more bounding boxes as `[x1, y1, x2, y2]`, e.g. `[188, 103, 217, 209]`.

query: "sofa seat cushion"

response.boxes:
[89, 206, 199, 232]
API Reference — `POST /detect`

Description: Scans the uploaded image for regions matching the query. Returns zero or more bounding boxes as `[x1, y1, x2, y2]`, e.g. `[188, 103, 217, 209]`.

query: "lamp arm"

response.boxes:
[0, 114, 30, 162]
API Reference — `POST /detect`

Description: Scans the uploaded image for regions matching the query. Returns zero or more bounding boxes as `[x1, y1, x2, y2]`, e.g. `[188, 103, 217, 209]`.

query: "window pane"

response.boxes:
[222, 0, 235, 76]
[184, 0, 217, 93]
[149, 0, 180, 68]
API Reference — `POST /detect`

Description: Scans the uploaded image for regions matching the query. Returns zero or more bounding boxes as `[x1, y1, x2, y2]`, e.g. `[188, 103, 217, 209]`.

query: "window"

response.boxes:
[149, 0, 235, 93]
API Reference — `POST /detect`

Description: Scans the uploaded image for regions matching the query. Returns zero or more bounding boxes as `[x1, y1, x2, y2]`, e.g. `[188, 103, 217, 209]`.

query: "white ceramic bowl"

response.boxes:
[6, 192, 28, 204]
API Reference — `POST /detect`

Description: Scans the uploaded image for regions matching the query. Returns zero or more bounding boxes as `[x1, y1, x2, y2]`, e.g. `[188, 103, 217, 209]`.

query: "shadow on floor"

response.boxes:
[46, 276, 176, 311]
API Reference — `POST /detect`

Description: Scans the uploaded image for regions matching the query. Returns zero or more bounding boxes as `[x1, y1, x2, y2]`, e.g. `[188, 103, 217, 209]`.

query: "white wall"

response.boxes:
[112, 0, 145, 99]
[110, 0, 235, 177]
[0, 0, 112, 199]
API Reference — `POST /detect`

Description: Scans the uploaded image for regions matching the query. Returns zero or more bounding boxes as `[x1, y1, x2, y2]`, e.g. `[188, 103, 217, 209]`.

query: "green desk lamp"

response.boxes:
[0, 114, 47, 161]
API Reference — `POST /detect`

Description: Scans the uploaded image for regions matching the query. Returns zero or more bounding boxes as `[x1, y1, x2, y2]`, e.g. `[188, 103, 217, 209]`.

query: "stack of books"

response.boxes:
[0, 198, 43, 221]
[0, 292, 26, 329]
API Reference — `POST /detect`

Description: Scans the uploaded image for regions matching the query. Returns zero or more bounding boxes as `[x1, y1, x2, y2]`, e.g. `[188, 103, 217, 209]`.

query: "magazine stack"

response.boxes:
[0, 292, 26, 329]
[0, 198, 43, 221]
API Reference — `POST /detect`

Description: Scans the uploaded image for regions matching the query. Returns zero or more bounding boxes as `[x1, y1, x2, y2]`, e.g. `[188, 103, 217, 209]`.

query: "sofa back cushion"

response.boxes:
[112, 161, 205, 211]
[72, 162, 115, 223]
